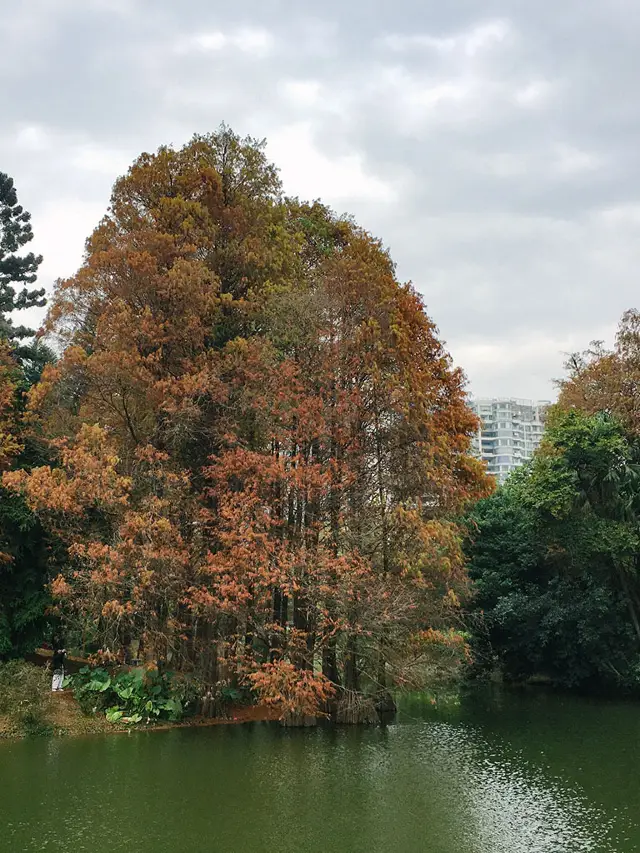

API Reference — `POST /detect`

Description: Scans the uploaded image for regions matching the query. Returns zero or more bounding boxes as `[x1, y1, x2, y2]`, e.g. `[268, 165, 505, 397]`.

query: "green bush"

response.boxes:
[0, 660, 53, 736]
[71, 666, 114, 716]
[71, 665, 197, 725]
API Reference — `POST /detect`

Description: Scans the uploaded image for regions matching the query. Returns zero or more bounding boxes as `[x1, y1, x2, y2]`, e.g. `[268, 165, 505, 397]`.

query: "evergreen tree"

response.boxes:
[0, 172, 45, 342]
[0, 173, 53, 657]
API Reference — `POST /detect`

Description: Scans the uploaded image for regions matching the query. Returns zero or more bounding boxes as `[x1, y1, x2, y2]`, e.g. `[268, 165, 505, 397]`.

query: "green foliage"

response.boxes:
[0, 178, 56, 658]
[0, 172, 45, 341]
[0, 488, 53, 658]
[0, 660, 53, 736]
[17, 340, 57, 391]
[71, 666, 197, 724]
[0, 400, 60, 659]
[72, 666, 112, 714]
[219, 685, 245, 705]
[466, 410, 640, 692]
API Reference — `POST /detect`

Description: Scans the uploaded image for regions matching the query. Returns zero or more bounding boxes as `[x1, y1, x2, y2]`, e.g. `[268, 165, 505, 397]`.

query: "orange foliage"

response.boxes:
[558, 309, 640, 435]
[8, 127, 491, 720]
[0, 343, 23, 469]
[250, 660, 335, 721]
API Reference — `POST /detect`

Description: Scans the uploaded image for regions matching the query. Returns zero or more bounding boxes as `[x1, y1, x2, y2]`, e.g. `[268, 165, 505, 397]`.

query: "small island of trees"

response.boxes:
[2, 126, 640, 735]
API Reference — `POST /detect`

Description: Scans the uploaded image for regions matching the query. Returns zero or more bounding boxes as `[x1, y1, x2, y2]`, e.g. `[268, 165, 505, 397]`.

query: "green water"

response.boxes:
[1, 688, 638, 852]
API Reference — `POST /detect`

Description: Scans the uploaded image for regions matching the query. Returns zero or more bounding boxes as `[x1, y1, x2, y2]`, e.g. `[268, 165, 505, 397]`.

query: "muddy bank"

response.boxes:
[0, 687, 278, 740]
[0, 653, 279, 740]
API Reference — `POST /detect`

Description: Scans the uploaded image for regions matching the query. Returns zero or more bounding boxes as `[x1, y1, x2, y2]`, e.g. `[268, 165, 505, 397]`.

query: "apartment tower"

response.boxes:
[469, 397, 550, 483]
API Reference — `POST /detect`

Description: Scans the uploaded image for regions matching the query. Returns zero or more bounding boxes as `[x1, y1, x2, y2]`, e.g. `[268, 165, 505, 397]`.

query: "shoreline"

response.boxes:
[0, 691, 280, 741]
[0, 652, 280, 740]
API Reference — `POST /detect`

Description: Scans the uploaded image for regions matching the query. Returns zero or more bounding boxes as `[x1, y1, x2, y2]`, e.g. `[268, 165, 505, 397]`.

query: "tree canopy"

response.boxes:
[6, 127, 490, 720]
[466, 409, 640, 690]
[558, 309, 640, 436]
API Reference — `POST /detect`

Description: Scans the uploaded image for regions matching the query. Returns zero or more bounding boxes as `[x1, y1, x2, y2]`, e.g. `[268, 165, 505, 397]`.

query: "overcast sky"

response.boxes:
[3, 0, 640, 400]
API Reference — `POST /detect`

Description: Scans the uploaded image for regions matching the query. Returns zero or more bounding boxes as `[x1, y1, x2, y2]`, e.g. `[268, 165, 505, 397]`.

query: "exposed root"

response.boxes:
[335, 689, 378, 725]
[280, 712, 317, 727]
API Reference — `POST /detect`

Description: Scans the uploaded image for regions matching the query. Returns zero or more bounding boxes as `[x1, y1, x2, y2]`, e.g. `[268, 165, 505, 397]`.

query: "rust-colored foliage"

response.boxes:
[0, 343, 23, 470]
[558, 309, 640, 434]
[7, 126, 490, 720]
[0, 343, 27, 566]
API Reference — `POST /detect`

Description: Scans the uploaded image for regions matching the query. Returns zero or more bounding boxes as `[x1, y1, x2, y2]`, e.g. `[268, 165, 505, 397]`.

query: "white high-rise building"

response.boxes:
[469, 398, 550, 483]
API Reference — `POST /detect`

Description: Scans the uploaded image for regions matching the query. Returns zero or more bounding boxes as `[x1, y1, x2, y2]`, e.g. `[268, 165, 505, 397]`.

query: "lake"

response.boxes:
[0, 687, 638, 852]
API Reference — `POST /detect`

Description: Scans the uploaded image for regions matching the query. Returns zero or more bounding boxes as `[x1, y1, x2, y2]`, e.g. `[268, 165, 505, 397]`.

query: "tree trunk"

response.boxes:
[322, 641, 340, 686]
[344, 634, 359, 692]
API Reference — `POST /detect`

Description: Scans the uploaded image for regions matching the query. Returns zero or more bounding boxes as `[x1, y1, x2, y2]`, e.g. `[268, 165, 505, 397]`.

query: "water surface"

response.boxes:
[0, 687, 637, 852]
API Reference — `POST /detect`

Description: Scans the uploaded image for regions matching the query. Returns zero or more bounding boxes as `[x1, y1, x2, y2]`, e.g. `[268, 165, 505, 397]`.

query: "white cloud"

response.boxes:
[361, 66, 476, 135]
[380, 19, 512, 58]
[15, 125, 51, 152]
[71, 144, 131, 176]
[553, 144, 602, 175]
[13, 198, 106, 335]
[7, 124, 132, 179]
[174, 27, 274, 58]
[33, 198, 105, 282]
[188, 31, 226, 52]
[405, 80, 471, 111]
[4, 0, 640, 399]
[453, 331, 590, 399]
[514, 80, 553, 107]
[463, 20, 512, 57]
[280, 79, 324, 108]
[268, 123, 398, 204]
[597, 204, 640, 227]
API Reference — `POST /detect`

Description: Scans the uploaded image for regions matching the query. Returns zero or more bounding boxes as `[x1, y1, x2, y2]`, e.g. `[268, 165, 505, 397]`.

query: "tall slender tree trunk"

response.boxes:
[344, 634, 359, 692]
[373, 392, 390, 695]
[322, 642, 340, 685]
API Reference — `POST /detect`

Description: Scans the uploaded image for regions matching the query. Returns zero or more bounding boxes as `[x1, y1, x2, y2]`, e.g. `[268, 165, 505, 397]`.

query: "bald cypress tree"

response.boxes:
[0, 172, 45, 342]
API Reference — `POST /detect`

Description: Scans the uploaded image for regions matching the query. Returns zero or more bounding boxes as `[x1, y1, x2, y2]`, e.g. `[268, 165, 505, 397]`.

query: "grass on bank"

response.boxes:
[0, 660, 276, 739]
[0, 660, 115, 738]
[0, 659, 197, 738]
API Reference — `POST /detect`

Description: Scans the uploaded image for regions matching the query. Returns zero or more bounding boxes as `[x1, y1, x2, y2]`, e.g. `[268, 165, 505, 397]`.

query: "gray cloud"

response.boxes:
[3, 0, 640, 398]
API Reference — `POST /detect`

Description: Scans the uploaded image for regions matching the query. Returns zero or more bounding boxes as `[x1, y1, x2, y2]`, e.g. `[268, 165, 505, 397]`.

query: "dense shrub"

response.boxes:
[71, 665, 199, 725]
